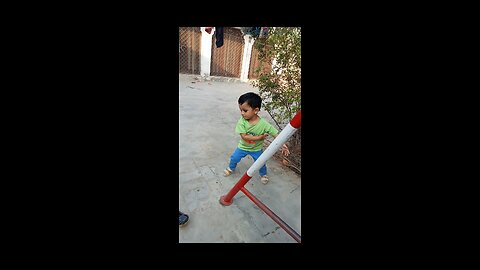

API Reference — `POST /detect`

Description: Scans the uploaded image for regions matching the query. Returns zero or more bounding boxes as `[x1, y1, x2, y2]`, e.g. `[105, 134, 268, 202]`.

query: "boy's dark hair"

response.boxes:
[238, 92, 262, 110]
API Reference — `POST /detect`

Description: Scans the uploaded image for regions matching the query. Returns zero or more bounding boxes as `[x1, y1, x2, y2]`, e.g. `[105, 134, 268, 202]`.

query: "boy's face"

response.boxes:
[239, 102, 259, 121]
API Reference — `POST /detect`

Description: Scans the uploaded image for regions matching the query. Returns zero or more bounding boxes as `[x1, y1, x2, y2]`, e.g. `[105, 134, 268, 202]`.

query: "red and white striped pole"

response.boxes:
[220, 110, 301, 206]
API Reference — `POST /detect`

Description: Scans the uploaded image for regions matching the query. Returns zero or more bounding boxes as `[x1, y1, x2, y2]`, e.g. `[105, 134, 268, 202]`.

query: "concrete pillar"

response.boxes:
[200, 27, 214, 77]
[240, 35, 255, 82]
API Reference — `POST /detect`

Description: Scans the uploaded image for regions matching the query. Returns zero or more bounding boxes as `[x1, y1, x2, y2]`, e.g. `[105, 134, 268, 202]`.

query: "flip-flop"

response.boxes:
[224, 168, 233, 176]
[179, 212, 189, 227]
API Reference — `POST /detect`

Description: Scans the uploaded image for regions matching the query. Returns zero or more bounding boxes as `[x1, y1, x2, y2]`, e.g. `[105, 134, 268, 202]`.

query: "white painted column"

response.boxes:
[240, 35, 255, 82]
[200, 27, 214, 77]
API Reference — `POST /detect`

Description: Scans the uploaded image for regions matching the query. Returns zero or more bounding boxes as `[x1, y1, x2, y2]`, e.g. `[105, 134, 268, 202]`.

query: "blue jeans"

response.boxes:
[228, 148, 267, 176]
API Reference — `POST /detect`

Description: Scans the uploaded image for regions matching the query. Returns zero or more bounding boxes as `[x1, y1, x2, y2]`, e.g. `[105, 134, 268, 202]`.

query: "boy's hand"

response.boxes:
[281, 143, 290, 156]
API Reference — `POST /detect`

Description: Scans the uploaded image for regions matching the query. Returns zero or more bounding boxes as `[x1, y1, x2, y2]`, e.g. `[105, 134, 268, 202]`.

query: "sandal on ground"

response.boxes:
[179, 211, 189, 227]
[260, 175, 269, 184]
[223, 168, 233, 176]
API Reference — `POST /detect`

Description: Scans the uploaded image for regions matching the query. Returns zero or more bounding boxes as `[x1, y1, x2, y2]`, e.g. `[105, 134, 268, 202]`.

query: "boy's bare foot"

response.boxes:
[260, 175, 269, 184]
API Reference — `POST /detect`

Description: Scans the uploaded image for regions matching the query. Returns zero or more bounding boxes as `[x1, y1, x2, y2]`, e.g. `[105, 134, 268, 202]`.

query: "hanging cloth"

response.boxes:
[215, 27, 224, 48]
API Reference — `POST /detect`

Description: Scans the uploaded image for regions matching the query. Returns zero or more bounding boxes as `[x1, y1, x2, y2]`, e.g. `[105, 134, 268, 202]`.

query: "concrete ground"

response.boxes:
[179, 74, 301, 243]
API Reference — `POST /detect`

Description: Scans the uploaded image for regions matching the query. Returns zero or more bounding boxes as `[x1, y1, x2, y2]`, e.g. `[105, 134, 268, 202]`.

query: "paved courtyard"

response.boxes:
[179, 74, 301, 243]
